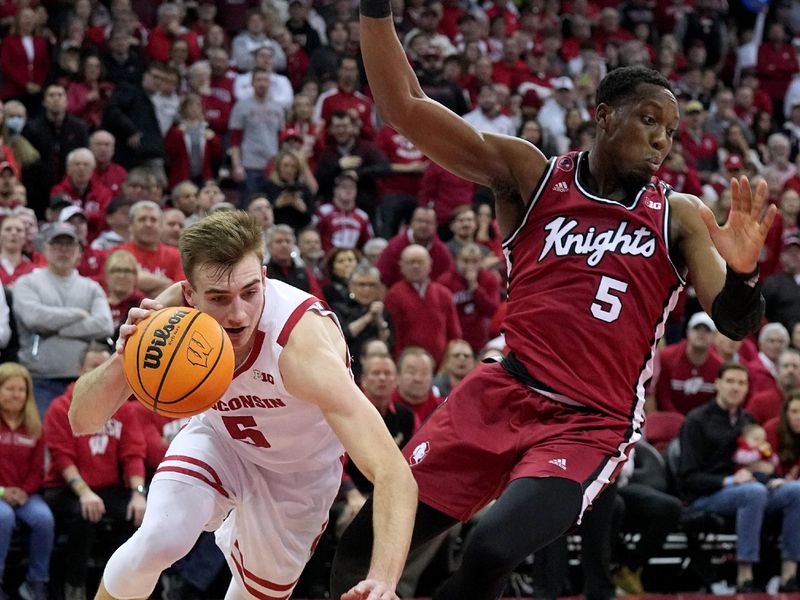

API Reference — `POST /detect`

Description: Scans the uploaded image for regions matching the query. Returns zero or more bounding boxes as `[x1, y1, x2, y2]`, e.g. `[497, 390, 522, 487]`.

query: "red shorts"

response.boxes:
[402, 361, 638, 522]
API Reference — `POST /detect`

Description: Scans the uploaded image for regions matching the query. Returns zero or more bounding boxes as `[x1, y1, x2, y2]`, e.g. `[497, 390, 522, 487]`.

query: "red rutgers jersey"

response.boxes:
[503, 151, 685, 422]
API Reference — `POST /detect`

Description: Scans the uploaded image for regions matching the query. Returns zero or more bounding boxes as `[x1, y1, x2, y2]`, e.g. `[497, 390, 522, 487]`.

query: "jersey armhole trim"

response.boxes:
[502, 157, 556, 249]
[663, 186, 688, 287]
[276, 297, 319, 347]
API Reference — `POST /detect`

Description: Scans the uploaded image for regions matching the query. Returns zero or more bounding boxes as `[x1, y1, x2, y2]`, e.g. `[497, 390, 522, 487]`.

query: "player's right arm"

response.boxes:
[70, 298, 166, 435]
[359, 7, 547, 237]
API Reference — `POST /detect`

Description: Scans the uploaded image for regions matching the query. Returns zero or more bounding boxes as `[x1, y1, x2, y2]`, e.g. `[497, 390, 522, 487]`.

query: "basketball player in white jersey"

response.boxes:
[69, 211, 417, 600]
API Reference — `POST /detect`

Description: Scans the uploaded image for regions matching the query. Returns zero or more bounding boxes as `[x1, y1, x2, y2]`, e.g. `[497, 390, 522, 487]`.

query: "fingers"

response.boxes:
[738, 176, 752, 217]
[140, 298, 164, 311]
[749, 177, 768, 220]
[729, 177, 742, 215]
[760, 203, 778, 237]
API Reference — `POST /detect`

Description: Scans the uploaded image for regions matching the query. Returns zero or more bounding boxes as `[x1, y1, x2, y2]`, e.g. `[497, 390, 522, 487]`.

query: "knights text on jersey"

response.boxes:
[502, 151, 685, 423]
[196, 279, 345, 473]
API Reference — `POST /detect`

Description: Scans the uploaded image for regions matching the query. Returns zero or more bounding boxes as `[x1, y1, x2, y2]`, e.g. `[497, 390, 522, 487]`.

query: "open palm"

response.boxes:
[698, 177, 777, 274]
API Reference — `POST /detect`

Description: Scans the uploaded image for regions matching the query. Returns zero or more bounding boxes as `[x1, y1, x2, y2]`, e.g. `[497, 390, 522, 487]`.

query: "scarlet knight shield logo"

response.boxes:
[409, 441, 431, 467]
[186, 331, 214, 368]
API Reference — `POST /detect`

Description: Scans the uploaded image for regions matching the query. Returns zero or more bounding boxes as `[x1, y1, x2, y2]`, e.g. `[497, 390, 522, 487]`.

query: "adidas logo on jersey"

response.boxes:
[552, 181, 569, 192]
[548, 458, 567, 470]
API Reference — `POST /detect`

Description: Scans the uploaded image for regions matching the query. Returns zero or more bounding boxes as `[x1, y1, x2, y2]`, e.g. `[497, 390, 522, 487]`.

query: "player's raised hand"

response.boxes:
[698, 176, 777, 274]
[340, 579, 399, 600]
[116, 298, 163, 355]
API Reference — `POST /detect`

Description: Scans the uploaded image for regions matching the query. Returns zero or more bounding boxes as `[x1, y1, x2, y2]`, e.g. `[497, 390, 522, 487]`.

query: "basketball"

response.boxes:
[123, 307, 235, 417]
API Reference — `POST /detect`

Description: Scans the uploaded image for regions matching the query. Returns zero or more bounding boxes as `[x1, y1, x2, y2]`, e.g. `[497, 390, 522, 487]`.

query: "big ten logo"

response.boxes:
[252, 369, 275, 385]
[143, 310, 190, 369]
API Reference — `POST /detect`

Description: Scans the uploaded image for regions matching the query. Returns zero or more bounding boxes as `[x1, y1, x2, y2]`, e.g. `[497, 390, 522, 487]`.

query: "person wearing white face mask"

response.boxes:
[0, 101, 38, 172]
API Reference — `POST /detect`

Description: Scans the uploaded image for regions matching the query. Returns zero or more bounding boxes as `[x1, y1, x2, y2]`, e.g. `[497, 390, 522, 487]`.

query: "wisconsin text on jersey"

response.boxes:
[211, 395, 286, 411]
[538, 216, 657, 267]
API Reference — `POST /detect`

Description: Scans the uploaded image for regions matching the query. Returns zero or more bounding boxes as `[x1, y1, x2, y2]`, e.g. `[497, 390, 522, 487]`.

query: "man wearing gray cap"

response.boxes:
[647, 311, 722, 415]
[12, 222, 113, 415]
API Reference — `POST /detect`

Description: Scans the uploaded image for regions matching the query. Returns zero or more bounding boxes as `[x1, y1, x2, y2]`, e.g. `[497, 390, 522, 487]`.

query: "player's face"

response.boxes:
[186, 253, 266, 353]
[599, 84, 679, 192]
[715, 369, 748, 410]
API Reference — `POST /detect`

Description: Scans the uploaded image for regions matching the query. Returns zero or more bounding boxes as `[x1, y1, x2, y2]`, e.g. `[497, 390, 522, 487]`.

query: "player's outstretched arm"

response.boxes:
[71, 284, 186, 433]
[70, 298, 165, 434]
[672, 176, 776, 340]
[281, 312, 417, 600]
[359, 3, 545, 200]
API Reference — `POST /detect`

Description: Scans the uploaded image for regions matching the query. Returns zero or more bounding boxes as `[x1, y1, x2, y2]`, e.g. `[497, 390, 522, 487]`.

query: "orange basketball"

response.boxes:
[123, 307, 234, 417]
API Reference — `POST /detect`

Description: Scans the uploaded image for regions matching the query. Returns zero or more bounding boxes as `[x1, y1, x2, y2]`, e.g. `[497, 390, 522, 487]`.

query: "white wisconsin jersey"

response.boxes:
[196, 279, 345, 473]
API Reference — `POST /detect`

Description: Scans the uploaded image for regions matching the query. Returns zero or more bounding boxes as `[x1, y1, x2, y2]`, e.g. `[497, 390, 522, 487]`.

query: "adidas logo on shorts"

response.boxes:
[552, 181, 569, 192]
[548, 458, 567, 470]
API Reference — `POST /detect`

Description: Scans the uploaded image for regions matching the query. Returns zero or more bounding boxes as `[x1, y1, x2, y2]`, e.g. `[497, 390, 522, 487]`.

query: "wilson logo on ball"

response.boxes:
[143, 309, 190, 369]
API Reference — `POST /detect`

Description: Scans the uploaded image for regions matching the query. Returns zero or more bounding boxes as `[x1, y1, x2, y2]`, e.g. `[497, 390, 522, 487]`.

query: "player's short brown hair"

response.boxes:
[180, 211, 264, 283]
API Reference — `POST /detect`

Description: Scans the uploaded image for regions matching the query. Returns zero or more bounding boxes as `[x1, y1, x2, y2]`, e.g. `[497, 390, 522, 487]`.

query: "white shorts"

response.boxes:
[152, 418, 342, 599]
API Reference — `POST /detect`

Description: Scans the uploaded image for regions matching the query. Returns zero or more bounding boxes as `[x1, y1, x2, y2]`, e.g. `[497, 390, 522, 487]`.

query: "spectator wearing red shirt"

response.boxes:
[43, 344, 146, 600]
[657, 142, 704, 197]
[484, 0, 519, 36]
[207, 49, 237, 136]
[384, 244, 461, 366]
[746, 323, 791, 399]
[164, 94, 223, 189]
[377, 206, 454, 288]
[89, 131, 127, 198]
[66, 55, 114, 132]
[748, 349, 800, 426]
[679, 100, 719, 182]
[186, 61, 230, 137]
[0, 215, 36, 286]
[0, 362, 53, 600]
[117, 201, 185, 297]
[102, 249, 144, 343]
[50, 148, 114, 242]
[391, 346, 443, 430]
[0, 8, 50, 104]
[437, 243, 500, 353]
[147, 3, 202, 66]
[374, 126, 427, 238]
[594, 7, 634, 49]
[492, 37, 527, 90]
[757, 22, 799, 116]
[648, 312, 722, 416]
[314, 172, 374, 252]
[419, 161, 476, 232]
[314, 56, 375, 140]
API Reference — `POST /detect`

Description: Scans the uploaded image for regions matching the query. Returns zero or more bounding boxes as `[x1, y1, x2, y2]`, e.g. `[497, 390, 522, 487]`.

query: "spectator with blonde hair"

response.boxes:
[0, 362, 54, 600]
[433, 339, 476, 398]
[103, 249, 143, 342]
[264, 149, 316, 232]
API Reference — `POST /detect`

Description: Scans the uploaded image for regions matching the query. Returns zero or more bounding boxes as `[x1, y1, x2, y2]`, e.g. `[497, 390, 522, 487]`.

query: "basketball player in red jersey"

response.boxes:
[330, 5, 776, 600]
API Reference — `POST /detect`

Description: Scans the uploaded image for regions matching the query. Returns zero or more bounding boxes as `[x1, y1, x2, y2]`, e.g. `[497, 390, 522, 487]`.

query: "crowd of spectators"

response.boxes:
[0, 0, 799, 598]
